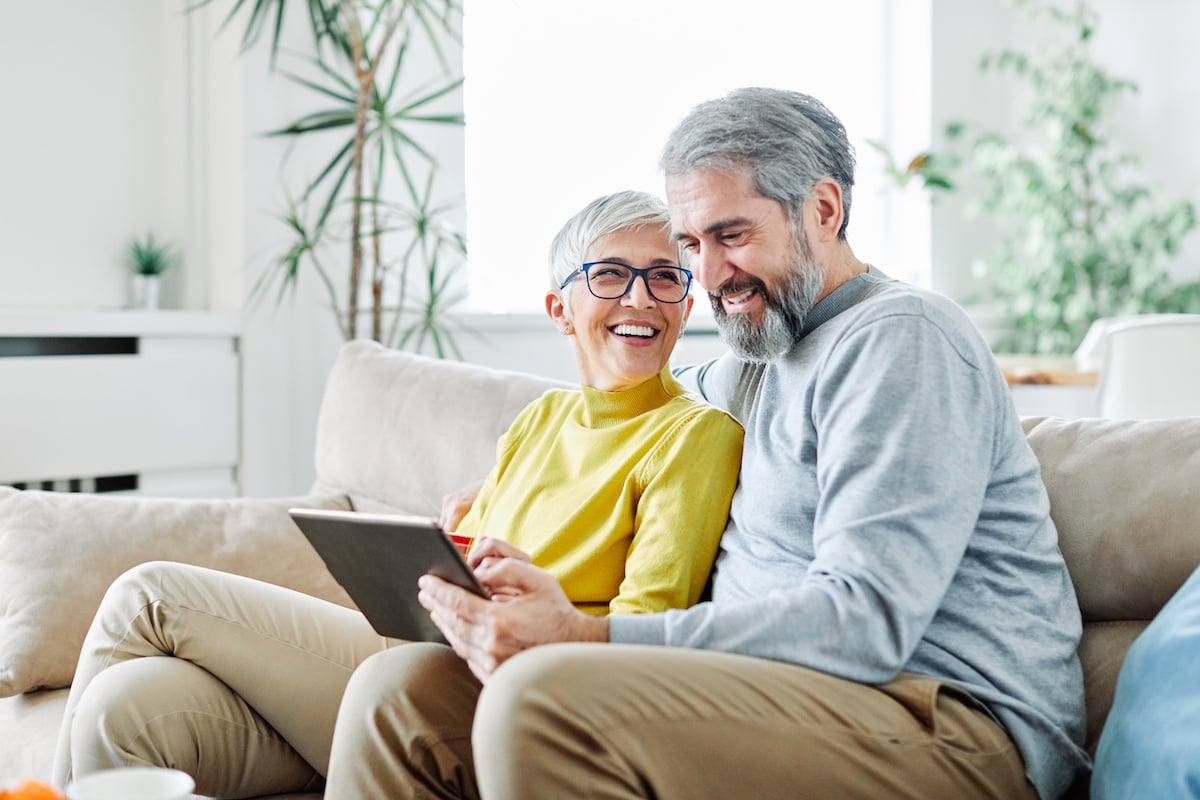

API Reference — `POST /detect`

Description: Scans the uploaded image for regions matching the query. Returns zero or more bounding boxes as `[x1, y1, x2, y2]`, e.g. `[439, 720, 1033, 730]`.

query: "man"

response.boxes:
[325, 88, 1089, 799]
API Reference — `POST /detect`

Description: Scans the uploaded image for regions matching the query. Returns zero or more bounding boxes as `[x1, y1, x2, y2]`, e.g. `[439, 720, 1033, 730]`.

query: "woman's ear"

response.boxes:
[680, 295, 694, 331]
[545, 291, 573, 335]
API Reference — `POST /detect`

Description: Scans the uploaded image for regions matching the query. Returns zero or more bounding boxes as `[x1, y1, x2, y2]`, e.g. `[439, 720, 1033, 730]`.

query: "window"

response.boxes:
[463, 0, 931, 312]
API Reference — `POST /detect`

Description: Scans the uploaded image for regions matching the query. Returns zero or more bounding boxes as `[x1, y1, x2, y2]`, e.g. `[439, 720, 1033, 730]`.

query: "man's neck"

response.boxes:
[815, 241, 868, 304]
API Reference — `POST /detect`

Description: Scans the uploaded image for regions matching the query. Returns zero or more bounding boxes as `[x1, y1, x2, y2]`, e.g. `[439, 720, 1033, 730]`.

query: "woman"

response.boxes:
[52, 191, 743, 797]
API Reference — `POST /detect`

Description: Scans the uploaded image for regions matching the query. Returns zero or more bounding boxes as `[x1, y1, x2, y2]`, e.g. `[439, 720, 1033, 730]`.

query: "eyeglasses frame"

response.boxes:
[558, 261, 693, 304]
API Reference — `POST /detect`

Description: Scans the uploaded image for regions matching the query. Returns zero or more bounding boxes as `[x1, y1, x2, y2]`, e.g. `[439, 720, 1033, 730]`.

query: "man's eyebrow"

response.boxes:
[672, 217, 751, 242]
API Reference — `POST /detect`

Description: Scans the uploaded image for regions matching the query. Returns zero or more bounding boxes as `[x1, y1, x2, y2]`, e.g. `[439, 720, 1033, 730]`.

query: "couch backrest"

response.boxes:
[311, 341, 569, 515]
[1023, 414, 1200, 759]
[1022, 415, 1200, 622]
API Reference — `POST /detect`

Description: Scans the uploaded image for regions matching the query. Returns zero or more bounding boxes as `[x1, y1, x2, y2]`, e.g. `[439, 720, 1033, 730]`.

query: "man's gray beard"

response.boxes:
[710, 241, 825, 363]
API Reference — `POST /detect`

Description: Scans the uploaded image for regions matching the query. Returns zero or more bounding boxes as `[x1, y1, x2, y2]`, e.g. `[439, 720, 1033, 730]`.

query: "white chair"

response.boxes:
[1095, 314, 1200, 419]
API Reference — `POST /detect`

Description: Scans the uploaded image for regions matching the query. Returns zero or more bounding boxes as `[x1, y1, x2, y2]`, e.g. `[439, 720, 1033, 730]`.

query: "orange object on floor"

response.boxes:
[0, 780, 66, 800]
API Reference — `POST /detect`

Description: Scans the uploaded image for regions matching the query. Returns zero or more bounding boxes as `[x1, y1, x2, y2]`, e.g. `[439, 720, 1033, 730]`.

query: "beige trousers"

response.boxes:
[328, 643, 1039, 800]
[472, 644, 1038, 799]
[51, 561, 397, 797]
[56, 562, 1037, 800]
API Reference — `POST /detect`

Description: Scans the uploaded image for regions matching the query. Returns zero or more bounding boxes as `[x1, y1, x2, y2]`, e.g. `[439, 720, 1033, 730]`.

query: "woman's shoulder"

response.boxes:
[660, 393, 744, 440]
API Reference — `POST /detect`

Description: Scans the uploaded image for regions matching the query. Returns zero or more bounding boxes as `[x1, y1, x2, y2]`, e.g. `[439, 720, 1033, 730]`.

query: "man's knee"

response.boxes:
[474, 644, 607, 751]
[337, 642, 480, 749]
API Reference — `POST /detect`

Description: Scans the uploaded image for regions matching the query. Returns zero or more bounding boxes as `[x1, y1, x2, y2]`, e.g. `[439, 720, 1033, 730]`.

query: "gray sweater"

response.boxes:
[610, 268, 1089, 798]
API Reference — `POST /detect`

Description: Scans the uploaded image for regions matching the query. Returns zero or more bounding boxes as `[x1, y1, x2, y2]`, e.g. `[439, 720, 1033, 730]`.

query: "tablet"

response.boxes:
[288, 507, 487, 643]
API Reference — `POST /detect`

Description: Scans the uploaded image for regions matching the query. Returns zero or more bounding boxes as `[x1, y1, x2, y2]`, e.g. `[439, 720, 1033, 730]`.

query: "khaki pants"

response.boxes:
[52, 561, 396, 797]
[55, 562, 1037, 800]
[327, 643, 1037, 800]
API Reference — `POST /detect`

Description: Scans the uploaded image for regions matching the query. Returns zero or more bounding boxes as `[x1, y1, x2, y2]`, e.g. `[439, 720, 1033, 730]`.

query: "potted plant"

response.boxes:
[964, 0, 1199, 355]
[197, 0, 469, 356]
[125, 233, 177, 310]
[873, 0, 1199, 355]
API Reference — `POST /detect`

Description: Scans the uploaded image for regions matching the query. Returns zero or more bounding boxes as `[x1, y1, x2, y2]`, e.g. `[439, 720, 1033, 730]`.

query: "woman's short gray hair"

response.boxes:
[547, 190, 676, 291]
[659, 87, 856, 238]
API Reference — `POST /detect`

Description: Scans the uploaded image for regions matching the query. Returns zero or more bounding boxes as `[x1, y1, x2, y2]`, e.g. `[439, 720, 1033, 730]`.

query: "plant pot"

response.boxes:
[128, 274, 162, 310]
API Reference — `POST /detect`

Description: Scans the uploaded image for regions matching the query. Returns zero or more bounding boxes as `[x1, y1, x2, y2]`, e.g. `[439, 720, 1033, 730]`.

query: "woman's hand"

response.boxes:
[439, 479, 484, 532]
[467, 536, 531, 571]
[418, 560, 608, 682]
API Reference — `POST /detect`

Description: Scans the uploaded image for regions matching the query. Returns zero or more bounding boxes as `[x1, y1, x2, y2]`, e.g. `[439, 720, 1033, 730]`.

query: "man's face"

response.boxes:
[666, 168, 826, 362]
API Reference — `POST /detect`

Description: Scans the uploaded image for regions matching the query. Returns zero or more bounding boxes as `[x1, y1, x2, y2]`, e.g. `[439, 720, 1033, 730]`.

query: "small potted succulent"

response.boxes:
[125, 233, 176, 310]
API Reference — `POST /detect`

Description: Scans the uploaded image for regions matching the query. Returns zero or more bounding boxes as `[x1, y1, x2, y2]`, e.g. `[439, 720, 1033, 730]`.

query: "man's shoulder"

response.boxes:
[827, 277, 988, 359]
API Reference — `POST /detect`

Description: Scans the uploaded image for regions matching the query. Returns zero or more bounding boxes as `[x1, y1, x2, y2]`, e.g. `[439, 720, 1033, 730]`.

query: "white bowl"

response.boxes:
[67, 767, 194, 800]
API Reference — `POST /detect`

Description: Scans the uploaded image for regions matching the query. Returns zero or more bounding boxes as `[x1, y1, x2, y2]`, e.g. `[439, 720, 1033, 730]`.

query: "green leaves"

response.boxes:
[197, 0, 467, 355]
[125, 233, 177, 276]
[966, 0, 1199, 354]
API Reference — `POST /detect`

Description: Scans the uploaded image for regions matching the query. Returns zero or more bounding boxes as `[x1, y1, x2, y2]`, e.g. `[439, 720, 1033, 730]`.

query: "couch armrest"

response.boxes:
[0, 487, 352, 697]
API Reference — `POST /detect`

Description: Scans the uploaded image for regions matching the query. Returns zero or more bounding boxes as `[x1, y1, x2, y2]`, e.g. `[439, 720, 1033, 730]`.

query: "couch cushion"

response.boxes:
[1022, 416, 1200, 622]
[0, 488, 352, 697]
[312, 341, 569, 514]
[0, 688, 66, 785]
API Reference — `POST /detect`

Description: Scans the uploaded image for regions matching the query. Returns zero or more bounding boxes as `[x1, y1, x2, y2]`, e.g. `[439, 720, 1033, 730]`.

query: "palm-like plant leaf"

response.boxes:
[202, 0, 469, 353]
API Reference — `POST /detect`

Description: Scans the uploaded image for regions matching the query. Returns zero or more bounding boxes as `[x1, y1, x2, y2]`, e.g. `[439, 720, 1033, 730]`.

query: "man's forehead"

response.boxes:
[666, 171, 774, 235]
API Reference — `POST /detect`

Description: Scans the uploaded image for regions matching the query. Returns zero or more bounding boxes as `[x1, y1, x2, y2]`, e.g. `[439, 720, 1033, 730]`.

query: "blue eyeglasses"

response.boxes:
[559, 262, 693, 304]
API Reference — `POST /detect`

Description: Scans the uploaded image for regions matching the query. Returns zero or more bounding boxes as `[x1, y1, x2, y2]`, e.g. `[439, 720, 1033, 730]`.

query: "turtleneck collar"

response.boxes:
[577, 366, 680, 428]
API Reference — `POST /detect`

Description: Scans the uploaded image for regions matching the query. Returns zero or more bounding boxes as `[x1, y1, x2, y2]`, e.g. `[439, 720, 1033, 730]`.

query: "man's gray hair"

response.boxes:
[547, 190, 676, 290]
[659, 87, 856, 238]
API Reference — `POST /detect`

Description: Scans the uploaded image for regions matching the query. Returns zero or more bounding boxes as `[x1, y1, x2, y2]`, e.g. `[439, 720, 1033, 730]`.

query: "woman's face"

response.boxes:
[547, 225, 693, 392]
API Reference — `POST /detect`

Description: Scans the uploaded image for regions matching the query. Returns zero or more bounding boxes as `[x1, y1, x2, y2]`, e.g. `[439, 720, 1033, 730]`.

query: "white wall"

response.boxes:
[931, 0, 1200, 309]
[0, 2, 190, 309]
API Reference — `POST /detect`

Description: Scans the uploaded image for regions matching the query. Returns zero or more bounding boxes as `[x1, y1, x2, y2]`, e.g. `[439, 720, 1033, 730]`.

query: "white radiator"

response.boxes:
[0, 310, 241, 498]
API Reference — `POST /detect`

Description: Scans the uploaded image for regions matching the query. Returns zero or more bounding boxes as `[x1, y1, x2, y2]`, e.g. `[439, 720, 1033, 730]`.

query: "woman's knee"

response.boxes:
[95, 561, 195, 620]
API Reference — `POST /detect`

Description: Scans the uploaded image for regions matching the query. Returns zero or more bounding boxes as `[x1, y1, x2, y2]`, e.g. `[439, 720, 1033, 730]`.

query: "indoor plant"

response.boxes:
[964, 0, 1199, 355]
[199, 0, 469, 357]
[875, 0, 1199, 355]
[124, 232, 177, 310]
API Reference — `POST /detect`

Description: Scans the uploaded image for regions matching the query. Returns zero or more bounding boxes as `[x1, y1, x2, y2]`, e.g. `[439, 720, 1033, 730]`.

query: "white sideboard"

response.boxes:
[0, 310, 241, 497]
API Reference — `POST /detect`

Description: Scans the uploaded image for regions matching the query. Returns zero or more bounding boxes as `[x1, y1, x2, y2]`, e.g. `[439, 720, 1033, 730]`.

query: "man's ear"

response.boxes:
[546, 291, 572, 334]
[807, 177, 845, 243]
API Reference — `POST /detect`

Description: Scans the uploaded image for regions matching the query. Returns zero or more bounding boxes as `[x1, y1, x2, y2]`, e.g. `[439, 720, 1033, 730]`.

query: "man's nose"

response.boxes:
[691, 247, 728, 293]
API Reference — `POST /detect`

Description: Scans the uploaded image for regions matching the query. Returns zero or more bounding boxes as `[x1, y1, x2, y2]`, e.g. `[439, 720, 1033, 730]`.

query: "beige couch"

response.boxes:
[2, 340, 1198, 798]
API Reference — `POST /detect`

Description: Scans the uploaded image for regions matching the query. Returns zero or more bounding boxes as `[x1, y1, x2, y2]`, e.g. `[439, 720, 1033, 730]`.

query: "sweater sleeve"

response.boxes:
[612, 312, 998, 683]
[608, 407, 744, 615]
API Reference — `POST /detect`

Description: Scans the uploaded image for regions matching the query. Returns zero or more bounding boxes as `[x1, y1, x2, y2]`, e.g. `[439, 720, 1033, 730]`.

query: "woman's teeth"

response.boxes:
[612, 324, 656, 338]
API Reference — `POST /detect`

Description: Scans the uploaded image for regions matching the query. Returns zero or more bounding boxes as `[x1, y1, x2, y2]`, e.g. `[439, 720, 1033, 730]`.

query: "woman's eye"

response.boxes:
[650, 269, 683, 284]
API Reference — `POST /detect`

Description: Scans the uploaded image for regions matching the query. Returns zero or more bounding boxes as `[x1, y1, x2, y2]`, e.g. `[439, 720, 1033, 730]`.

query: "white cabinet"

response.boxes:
[0, 311, 240, 497]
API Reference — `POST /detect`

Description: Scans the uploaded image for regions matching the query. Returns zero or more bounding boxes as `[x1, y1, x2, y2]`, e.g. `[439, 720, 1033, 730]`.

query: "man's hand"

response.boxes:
[418, 559, 608, 682]
[466, 537, 532, 600]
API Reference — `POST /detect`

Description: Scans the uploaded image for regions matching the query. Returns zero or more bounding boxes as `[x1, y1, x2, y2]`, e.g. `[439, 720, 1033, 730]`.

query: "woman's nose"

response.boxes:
[621, 275, 657, 307]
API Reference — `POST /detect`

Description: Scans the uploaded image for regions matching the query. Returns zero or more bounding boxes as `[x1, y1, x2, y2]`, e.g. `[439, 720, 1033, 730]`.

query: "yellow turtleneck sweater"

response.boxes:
[455, 368, 743, 616]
